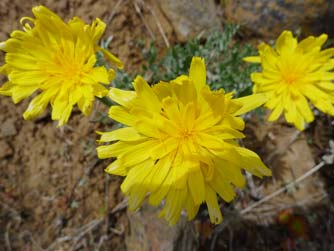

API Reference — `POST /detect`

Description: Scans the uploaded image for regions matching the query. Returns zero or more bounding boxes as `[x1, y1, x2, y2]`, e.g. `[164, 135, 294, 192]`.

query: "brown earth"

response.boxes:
[0, 0, 174, 250]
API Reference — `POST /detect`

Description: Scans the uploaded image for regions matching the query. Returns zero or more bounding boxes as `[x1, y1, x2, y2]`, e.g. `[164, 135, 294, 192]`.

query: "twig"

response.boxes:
[247, 190, 328, 216]
[210, 219, 231, 251]
[63, 159, 100, 223]
[0, 201, 21, 222]
[211, 158, 328, 250]
[106, 0, 124, 25]
[111, 198, 128, 214]
[47, 236, 72, 251]
[110, 224, 125, 235]
[137, 0, 170, 48]
[263, 194, 328, 220]
[228, 226, 233, 251]
[105, 174, 110, 234]
[5, 222, 12, 251]
[19, 231, 45, 251]
[133, 0, 155, 41]
[75, 219, 103, 239]
[240, 161, 326, 215]
[265, 129, 302, 163]
[97, 235, 109, 250]
[72, 219, 104, 249]
[48, 219, 104, 251]
[245, 171, 260, 200]
[211, 141, 330, 251]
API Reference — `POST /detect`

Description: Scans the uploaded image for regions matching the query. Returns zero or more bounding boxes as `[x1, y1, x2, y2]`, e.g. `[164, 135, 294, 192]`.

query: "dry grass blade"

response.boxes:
[241, 161, 325, 215]
[133, 0, 155, 41]
[136, 0, 170, 48]
[106, 0, 124, 25]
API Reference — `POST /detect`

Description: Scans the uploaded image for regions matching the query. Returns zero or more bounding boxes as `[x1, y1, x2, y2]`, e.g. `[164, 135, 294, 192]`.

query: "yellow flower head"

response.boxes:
[0, 5, 123, 126]
[97, 57, 271, 225]
[244, 31, 334, 130]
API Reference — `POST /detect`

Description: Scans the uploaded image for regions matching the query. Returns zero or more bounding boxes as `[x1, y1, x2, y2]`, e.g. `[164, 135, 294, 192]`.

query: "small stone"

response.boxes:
[224, 0, 331, 38]
[0, 140, 13, 159]
[126, 203, 198, 251]
[1, 118, 17, 137]
[156, 0, 221, 42]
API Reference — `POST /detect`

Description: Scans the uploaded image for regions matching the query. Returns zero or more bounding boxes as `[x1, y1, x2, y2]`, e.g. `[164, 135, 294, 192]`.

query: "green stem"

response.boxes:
[97, 96, 114, 107]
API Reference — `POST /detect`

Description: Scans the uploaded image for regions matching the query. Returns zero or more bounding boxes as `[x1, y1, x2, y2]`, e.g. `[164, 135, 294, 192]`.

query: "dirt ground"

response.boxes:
[0, 0, 173, 250]
[1, 1, 334, 251]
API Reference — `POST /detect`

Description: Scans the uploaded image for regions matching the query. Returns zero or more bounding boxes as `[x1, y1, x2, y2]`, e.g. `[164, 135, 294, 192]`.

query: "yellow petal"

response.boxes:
[119, 140, 157, 167]
[205, 185, 222, 224]
[133, 75, 161, 113]
[97, 127, 144, 142]
[128, 186, 147, 211]
[234, 147, 272, 177]
[150, 137, 178, 159]
[97, 141, 134, 159]
[185, 196, 199, 220]
[109, 106, 136, 126]
[243, 56, 261, 63]
[23, 88, 57, 120]
[0, 81, 14, 96]
[233, 93, 268, 116]
[161, 188, 187, 225]
[109, 87, 136, 108]
[187, 169, 205, 205]
[189, 56, 206, 93]
[100, 48, 124, 69]
[105, 159, 127, 176]
[214, 158, 245, 189]
[275, 30, 297, 54]
[121, 159, 155, 194]
[210, 167, 235, 202]
[0, 41, 5, 50]
[268, 102, 283, 121]
[146, 156, 172, 191]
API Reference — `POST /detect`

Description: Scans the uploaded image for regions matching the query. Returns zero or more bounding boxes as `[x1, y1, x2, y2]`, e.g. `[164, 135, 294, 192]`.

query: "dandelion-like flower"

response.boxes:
[244, 31, 334, 130]
[0, 5, 123, 125]
[97, 56, 271, 224]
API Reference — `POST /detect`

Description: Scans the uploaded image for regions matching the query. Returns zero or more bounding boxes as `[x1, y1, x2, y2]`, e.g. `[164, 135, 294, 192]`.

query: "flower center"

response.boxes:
[282, 71, 300, 85]
[179, 128, 195, 141]
[49, 46, 86, 85]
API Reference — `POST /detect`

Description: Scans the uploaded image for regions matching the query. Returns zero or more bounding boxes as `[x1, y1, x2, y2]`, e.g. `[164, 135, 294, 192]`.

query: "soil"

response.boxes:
[0, 1, 173, 251]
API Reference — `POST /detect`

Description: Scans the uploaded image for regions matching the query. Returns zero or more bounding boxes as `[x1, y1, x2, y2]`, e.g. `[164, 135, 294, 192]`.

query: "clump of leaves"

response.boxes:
[112, 69, 134, 90]
[141, 23, 258, 97]
[110, 23, 258, 98]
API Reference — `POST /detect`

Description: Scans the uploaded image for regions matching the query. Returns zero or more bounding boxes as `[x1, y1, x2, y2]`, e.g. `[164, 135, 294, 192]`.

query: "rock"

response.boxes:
[126, 203, 198, 251]
[241, 121, 326, 224]
[1, 118, 17, 137]
[224, 0, 332, 38]
[156, 0, 221, 42]
[0, 140, 13, 159]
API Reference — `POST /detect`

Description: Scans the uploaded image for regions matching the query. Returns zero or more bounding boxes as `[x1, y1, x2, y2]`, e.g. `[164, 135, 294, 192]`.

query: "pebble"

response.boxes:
[1, 118, 17, 137]
[0, 140, 13, 159]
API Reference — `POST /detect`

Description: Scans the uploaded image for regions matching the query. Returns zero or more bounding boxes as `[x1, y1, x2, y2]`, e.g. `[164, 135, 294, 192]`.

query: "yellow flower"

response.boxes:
[97, 57, 271, 225]
[0, 5, 123, 126]
[244, 31, 334, 130]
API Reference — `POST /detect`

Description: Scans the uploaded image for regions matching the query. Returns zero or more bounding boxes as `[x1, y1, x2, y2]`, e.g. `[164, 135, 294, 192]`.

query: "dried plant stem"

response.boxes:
[106, 0, 124, 25]
[5, 222, 12, 251]
[137, 0, 170, 48]
[211, 160, 326, 251]
[111, 198, 128, 214]
[240, 161, 325, 215]
[133, 0, 155, 41]
[105, 174, 110, 234]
